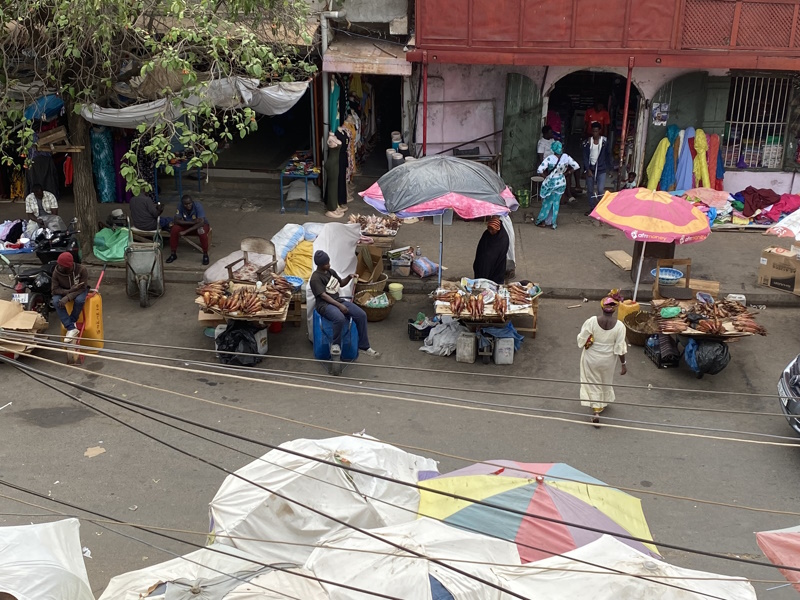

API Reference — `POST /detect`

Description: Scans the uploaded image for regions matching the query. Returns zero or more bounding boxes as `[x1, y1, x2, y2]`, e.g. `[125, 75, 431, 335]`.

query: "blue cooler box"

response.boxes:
[313, 311, 359, 361]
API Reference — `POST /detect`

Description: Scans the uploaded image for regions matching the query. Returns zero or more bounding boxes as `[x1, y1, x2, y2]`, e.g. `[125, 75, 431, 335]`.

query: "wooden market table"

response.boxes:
[435, 297, 539, 338]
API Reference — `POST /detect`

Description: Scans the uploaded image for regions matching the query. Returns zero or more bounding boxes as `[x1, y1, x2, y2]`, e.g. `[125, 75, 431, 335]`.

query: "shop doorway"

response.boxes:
[213, 88, 313, 172]
[546, 70, 642, 190]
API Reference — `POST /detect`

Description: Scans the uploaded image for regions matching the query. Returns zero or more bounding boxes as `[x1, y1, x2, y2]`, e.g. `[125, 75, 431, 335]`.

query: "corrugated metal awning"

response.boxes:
[323, 37, 411, 76]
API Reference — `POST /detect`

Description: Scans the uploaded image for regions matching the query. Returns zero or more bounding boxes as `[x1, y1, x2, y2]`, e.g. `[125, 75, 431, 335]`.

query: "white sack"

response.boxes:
[306, 223, 361, 341]
[0, 519, 93, 600]
[209, 434, 438, 565]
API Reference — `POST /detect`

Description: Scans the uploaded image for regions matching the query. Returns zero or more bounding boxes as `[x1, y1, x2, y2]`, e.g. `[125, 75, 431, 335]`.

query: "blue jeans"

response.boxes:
[317, 301, 370, 350]
[53, 290, 88, 331]
[586, 171, 607, 209]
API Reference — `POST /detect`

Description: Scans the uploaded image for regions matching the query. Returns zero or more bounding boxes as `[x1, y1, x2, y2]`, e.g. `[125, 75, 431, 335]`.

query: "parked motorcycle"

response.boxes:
[0, 219, 81, 319]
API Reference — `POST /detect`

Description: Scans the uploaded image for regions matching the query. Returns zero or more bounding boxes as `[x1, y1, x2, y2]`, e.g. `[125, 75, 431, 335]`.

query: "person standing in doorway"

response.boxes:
[536, 125, 555, 166]
[582, 122, 613, 215]
[585, 101, 611, 137]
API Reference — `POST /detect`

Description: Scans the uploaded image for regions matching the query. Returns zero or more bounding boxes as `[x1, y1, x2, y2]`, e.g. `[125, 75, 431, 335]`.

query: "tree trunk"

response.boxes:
[66, 102, 98, 256]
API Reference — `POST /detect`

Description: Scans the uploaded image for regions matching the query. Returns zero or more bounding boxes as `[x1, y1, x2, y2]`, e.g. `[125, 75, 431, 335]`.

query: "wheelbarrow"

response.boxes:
[125, 226, 165, 307]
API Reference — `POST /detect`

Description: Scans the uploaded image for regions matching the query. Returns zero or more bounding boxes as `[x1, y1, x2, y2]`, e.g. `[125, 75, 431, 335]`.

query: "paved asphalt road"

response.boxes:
[1, 283, 799, 598]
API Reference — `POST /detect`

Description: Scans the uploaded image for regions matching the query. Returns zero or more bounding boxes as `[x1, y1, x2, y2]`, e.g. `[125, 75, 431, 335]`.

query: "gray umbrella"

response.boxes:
[361, 156, 517, 287]
[364, 156, 512, 215]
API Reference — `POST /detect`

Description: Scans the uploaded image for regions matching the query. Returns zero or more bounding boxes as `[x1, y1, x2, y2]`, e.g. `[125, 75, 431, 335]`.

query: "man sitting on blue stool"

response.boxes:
[310, 250, 380, 358]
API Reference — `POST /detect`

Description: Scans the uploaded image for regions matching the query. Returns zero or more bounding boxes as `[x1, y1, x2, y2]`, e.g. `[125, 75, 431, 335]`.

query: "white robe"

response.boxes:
[577, 316, 627, 409]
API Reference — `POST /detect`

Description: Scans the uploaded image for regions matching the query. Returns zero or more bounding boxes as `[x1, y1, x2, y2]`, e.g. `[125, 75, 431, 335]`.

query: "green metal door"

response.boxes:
[501, 73, 541, 193]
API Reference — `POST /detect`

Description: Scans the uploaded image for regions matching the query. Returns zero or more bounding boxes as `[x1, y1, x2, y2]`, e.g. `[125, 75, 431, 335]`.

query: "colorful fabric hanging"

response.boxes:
[692, 129, 710, 189]
[707, 133, 720, 189]
[658, 124, 680, 192]
[715, 145, 725, 191]
[645, 138, 670, 191]
[675, 127, 695, 191]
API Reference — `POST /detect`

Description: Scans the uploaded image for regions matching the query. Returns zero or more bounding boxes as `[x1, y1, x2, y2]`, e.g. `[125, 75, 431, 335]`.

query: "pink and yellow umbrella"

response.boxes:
[590, 188, 711, 300]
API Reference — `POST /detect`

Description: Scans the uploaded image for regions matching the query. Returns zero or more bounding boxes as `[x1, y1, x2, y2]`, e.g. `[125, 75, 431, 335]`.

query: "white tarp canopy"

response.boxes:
[81, 79, 309, 128]
[305, 517, 521, 600]
[209, 434, 439, 564]
[98, 543, 327, 600]
[492, 535, 757, 600]
[0, 519, 93, 600]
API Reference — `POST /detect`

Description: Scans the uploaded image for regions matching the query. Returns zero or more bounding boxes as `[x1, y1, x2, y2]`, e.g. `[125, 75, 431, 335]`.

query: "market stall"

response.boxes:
[195, 276, 296, 324]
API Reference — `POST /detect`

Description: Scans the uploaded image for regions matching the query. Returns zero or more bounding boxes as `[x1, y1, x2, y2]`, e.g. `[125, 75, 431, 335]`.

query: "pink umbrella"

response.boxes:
[590, 188, 711, 300]
[756, 525, 800, 593]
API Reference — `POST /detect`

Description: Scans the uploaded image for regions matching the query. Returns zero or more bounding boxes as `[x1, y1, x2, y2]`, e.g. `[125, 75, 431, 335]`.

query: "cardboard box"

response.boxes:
[0, 299, 47, 356]
[356, 246, 384, 283]
[758, 246, 800, 295]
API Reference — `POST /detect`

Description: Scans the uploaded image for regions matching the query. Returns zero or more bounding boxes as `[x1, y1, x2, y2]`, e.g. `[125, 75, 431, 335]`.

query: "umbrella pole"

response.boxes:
[633, 240, 646, 302]
[438, 214, 443, 288]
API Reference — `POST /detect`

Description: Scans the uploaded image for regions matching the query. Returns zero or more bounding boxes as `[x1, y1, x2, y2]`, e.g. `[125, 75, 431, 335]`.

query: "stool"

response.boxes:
[181, 227, 212, 253]
[530, 176, 544, 203]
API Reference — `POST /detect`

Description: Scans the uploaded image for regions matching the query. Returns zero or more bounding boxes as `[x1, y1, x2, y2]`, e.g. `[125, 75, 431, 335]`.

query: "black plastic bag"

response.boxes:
[694, 341, 730, 375]
[215, 321, 262, 366]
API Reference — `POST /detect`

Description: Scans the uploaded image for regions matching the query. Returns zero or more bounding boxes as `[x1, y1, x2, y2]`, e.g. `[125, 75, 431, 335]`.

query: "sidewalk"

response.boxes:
[4, 174, 800, 306]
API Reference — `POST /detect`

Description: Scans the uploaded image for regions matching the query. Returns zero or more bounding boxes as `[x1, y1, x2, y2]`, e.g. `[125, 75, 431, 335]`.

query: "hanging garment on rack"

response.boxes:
[645, 138, 670, 191]
[658, 124, 680, 192]
[342, 121, 358, 180]
[324, 136, 342, 212]
[113, 132, 133, 203]
[26, 154, 60, 198]
[63, 156, 73, 187]
[693, 129, 711, 189]
[675, 127, 695, 191]
[335, 128, 350, 206]
[707, 134, 720, 190]
[329, 78, 341, 131]
[90, 126, 116, 203]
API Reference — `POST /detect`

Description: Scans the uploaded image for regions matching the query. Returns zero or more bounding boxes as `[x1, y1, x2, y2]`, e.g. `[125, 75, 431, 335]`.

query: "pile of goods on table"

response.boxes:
[196, 276, 295, 317]
[283, 151, 318, 176]
[349, 214, 401, 236]
[434, 280, 541, 320]
[654, 298, 767, 336]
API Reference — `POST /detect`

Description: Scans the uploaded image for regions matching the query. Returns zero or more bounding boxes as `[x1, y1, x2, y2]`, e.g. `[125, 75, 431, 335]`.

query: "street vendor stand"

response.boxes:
[280, 151, 319, 215]
[195, 277, 295, 329]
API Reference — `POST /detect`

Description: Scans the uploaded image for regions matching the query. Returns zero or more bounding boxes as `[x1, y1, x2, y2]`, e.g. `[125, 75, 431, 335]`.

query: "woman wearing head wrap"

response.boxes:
[472, 216, 509, 285]
[535, 141, 580, 229]
[576, 290, 628, 426]
[309, 250, 380, 357]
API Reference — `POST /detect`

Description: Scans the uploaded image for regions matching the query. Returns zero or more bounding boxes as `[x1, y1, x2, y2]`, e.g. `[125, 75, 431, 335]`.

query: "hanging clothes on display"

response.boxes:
[63, 156, 73, 187]
[113, 130, 133, 203]
[10, 170, 24, 200]
[335, 127, 350, 209]
[25, 154, 60, 198]
[324, 132, 343, 214]
[715, 143, 725, 191]
[675, 127, 695, 191]
[135, 134, 157, 199]
[329, 78, 341, 132]
[707, 133, 720, 189]
[645, 137, 670, 191]
[658, 124, 680, 192]
[693, 129, 711, 189]
[90, 126, 116, 203]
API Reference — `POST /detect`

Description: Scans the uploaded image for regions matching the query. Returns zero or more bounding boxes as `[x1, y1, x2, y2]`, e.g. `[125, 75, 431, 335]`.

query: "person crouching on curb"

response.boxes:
[51, 252, 88, 341]
[310, 250, 380, 358]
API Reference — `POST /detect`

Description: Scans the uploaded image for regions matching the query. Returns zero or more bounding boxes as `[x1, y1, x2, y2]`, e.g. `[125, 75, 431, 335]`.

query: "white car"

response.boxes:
[778, 354, 800, 435]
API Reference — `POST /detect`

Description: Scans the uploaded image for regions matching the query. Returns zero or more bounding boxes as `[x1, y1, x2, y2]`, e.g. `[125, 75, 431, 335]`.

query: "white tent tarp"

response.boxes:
[306, 517, 521, 600]
[0, 519, 93, 600]
[81, 79, 309, 128]
[99, 543, 327, 600]
[492, 535, 757, 600]
[209, 434, 438, 564]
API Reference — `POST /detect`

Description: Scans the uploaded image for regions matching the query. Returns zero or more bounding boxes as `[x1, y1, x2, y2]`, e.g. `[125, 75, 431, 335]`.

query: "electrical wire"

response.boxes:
[6, 329, 791, 401]
[7, 355, 800, 579]
[5, 338, 800, 449]
[15, 347, 800, 520]
[3, 365, 752, 599]
[3, 358, 532, 600]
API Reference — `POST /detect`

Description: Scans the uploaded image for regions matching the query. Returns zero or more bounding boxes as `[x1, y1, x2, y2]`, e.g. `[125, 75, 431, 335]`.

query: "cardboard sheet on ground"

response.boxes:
[492, 535, 756, 600]
[604, 250, 632, 271]
[0, 519, 94, 600]
[0, 298, 47, 354]
[209, 435, 438, 564]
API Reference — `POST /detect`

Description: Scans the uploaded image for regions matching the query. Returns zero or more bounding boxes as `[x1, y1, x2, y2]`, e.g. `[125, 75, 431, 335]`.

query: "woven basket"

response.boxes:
[623, 311, 659, 347]
[355, 272, 388, 295]
[354, 290, 395, 322]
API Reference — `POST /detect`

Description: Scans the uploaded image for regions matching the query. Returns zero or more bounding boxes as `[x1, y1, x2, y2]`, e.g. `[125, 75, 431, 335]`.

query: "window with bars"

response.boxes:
[723, 75, 791, 170]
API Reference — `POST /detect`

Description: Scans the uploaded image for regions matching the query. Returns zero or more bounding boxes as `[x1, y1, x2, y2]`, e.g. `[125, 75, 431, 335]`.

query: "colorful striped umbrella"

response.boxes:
[418, 460, 659, 564]
[756, 525, 800, 593]
[590, 188, 711, 300]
